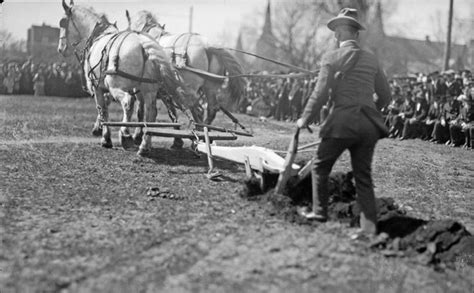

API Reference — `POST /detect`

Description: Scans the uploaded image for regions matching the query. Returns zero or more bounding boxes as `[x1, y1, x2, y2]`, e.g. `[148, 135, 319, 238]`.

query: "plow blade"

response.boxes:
[196, 142, 300, 174]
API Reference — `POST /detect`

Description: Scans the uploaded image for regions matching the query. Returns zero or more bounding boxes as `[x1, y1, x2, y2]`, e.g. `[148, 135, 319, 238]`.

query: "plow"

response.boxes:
[101, 120, 318, 192]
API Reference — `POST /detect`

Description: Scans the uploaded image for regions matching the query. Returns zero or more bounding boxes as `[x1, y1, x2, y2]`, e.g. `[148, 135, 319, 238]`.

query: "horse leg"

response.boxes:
[160, 94, 184, 150]
[133, 91, 144, 145]
[114, 89, 136, 150]
[94, 89, 112, 148]
[137, 91, 157, 156]
[92, 92, 113, 136]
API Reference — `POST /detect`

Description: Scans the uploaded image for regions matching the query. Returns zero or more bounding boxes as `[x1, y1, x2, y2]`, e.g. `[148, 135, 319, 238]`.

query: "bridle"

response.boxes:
[59, 13, 86, 62]
[142, 21, 166, 41]
[59, 12, 114, 64]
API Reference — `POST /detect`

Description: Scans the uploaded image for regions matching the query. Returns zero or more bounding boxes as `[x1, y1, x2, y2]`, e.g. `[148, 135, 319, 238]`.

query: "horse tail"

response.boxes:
[137, 34, 191, 109]
[205, 47, 246, 107]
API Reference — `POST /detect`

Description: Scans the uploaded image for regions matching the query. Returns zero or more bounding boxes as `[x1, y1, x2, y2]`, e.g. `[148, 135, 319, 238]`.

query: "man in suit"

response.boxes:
[400, 90, 429, 140]
[296, 8, 391, 237]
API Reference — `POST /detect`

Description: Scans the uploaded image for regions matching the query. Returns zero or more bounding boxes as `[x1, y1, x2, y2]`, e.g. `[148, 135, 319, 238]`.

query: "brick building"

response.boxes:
[27, 24, 60, 63]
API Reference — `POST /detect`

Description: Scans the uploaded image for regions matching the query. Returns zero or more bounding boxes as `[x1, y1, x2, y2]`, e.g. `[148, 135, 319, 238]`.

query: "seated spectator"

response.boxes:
[401, 90, 428, 140]
[458, 88, 474, 149]
[422, 96, 441, 140]
[389, 92, 415, 138]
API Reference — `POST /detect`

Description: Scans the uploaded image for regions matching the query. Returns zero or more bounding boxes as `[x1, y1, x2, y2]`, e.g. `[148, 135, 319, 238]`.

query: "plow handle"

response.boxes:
[275, 127, 300, 194]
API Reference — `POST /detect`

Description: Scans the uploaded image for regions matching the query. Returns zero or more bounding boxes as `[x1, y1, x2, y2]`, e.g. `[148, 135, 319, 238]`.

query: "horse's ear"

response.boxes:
[126, 10, 131, 29]
[70, 0, 74, 6]
[99, 15, 109, 24]
[162, 24, 166, 30]
[62, 0, 72, 15]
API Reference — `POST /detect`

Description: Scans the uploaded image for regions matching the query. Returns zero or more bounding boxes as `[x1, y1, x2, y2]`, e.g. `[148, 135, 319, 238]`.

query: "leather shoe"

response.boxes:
[297, 206, 327, 222]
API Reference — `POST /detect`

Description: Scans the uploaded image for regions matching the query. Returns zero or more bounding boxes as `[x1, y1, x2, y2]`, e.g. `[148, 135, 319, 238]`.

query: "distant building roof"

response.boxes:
[382, 35, 468, 76]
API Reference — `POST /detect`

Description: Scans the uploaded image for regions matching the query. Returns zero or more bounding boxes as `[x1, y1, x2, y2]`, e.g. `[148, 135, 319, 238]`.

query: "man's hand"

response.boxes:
[296, 118, 306, 129]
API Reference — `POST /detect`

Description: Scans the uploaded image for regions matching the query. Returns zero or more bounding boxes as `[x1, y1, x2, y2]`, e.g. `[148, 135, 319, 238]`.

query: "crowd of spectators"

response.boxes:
[0, 58, 86, 97]
[238, 69, 473, 150]
[238, 73, 320, 122]
[383, 69, 473, 149]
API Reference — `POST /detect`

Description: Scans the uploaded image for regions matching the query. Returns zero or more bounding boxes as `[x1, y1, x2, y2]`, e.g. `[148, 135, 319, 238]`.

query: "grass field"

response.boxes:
[1, 94, 473, 292]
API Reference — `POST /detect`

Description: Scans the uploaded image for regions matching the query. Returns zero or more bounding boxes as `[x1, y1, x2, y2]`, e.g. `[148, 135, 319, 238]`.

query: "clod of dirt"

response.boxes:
[146, 187, 181, 200]
[238, 171, 473, 268]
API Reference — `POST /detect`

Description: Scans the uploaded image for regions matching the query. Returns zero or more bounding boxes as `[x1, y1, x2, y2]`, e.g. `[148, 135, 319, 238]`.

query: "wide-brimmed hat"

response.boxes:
[327, 8, 366, 31]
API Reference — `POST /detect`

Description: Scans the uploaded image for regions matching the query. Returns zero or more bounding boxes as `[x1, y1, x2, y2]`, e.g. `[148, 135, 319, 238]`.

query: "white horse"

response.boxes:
[128, 10, 246, 125]
[58, 0, 194, 155]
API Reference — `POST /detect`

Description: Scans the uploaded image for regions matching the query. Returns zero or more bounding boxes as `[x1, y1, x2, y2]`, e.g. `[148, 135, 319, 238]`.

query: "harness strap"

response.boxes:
[98, 31, 160, 84]
[105, 68, 159, 83]
[178, 65, 317, 80]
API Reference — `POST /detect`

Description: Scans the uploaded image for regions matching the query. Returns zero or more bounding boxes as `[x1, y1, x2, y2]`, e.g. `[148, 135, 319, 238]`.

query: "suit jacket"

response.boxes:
[300, 40, 391, 139]
[446, 80, 462, 98]
[414, 98, 429, 121]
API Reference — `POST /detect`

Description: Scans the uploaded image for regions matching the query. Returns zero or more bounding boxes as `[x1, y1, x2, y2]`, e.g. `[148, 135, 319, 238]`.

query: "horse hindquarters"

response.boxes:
[103, 33, 160, 152]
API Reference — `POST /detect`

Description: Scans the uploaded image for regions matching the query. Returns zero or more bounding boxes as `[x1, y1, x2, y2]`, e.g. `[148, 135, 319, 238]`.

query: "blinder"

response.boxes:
[59, 17, 68, 29]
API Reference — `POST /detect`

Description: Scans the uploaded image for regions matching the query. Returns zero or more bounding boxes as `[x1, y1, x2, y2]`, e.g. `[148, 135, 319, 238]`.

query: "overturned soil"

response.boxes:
[1, 95, 473, 292]
[239, 172, 474, 269]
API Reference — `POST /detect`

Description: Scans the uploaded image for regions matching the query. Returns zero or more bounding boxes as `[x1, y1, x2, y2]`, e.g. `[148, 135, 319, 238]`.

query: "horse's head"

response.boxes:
[131, 10, 166, 38]
[58, 0, 105, 57]
[58, 0, 77, 56]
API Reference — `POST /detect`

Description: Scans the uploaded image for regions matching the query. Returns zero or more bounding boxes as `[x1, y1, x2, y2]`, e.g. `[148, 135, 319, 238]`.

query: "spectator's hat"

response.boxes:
[327, 8, 366, 31]
[443, 69, 455, 76]
[457, 94, 471, 102]
[428, 70, 440, 77]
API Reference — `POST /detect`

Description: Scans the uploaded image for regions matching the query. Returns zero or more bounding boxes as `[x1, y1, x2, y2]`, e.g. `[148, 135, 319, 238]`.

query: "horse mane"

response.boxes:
[206, 47, 246, 107]
[72, 5, 110, 24]
[132, 10, 161, 31]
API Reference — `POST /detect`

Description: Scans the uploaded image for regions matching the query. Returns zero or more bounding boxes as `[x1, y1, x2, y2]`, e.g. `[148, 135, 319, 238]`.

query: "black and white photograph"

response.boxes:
[0, 0, 473, 292]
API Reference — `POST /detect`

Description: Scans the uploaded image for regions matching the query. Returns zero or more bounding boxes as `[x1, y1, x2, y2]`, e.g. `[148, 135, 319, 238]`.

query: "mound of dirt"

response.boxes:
[238, 171, 473, 269]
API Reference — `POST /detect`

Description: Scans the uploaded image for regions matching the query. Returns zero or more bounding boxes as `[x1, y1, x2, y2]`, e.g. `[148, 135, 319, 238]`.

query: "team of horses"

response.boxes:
[57, 0, 245, 156]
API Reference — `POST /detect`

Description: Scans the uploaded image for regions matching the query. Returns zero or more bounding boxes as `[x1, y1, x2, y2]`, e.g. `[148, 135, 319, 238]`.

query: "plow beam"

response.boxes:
[194, 123, 253, 137]
[144, 128, 237, 141]
[101, 122, 182, 128]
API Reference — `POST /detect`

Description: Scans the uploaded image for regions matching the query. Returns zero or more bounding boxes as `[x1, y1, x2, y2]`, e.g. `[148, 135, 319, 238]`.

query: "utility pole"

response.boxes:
[443, 0, 454, 70]
[189, 6, 193, 33]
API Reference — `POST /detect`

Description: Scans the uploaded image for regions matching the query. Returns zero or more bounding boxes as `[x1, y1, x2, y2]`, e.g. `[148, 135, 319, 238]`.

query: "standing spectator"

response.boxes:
[0, 63, 6, 94]
[46, 63, 63, 96]
[3, 63, 20, 95]
[433, 72, 447, 101]
[19, 59, 34, 95]
[33, 67, 46, 96]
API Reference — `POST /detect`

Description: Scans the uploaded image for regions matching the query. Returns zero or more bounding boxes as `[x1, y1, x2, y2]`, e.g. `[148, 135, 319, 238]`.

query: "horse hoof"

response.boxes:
[170, 138, 184, 150]
[92, 126, 102, 137]
[101, 137, 113, 148]
[137, 148, 150, 157]
[133, 132, 143, 146]
[120, 134, 136, 151]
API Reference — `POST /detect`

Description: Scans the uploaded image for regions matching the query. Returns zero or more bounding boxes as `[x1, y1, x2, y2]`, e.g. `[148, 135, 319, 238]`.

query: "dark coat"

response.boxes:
[414, 98, 429, 121]
[300, 40, 391, 139]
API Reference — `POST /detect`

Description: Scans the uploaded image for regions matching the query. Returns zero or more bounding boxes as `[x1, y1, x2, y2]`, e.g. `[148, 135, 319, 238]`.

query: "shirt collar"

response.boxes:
[339, 40, 358, 48]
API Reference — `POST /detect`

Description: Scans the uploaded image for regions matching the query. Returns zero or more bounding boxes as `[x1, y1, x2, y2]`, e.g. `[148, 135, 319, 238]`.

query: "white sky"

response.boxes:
[0, 0, 473, 46]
